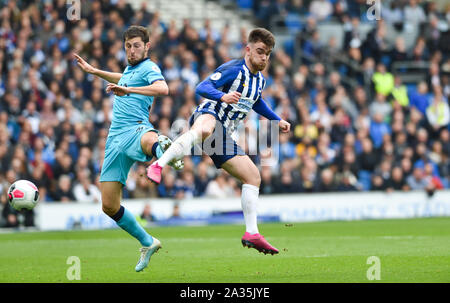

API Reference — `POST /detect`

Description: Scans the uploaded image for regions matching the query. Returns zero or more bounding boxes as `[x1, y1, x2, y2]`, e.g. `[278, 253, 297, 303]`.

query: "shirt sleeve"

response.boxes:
[252, 97, 281, 121]
[146, 64, 165, 85]
[195, 64, 240, 101]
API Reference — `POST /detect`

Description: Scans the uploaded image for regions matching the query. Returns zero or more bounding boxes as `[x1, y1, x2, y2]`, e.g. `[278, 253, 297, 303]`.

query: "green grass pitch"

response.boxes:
[0, 217, 449, 283]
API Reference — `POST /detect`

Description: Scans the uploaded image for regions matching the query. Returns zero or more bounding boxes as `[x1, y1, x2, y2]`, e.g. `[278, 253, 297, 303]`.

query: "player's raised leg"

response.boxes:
[100, 181, 161, 271]
[221, 155, 279, 255]
[147, 114, 216, 183]
[141, 131, 184, 170]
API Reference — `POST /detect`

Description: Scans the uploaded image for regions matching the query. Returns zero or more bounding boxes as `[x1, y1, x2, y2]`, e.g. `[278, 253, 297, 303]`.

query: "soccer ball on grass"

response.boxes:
[7, 180, 40, 211]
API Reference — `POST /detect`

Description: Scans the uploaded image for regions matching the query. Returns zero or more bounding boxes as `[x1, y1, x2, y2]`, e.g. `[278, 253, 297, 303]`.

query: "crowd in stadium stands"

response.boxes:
[0, 0, 449, 227]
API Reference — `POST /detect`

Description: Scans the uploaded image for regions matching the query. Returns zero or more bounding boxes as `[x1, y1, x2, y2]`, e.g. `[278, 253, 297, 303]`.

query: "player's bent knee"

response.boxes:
[141, 132, 158, 155]
[200, 128, 214, 140]
[247, 174, 261, 188]
[99, 182, 122, 217]
[192, 124, 213, 140]
[241, 169, 261, 188]
[102, 203, 120, 217]
[192, 115, 216, 140]
[255, 174, 262, 188]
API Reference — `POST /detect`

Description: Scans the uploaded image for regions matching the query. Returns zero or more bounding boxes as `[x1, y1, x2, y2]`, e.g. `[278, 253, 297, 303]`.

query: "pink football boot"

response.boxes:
[241, 232, 279, 255]
[146, 162, 163, 184]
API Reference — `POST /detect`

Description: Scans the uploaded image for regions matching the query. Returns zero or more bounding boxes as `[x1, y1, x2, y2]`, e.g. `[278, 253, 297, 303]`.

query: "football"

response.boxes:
[7, 180, 40, 211]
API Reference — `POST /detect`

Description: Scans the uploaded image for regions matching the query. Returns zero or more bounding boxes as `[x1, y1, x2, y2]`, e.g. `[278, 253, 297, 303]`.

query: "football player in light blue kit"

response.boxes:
[74, 26, 182, 272]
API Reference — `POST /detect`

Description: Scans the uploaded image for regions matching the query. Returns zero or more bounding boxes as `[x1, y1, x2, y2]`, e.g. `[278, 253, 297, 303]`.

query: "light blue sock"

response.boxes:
[156, 145, 164, 158]
[113, 206, 153, 247]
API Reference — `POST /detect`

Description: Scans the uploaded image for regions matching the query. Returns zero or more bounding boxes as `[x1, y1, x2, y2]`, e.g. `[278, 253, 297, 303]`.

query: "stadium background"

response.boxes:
[0, 0, 449, 229]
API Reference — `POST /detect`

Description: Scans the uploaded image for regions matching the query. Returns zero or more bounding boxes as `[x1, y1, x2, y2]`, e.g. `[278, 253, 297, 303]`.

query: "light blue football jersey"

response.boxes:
[109, 58, 164, 135]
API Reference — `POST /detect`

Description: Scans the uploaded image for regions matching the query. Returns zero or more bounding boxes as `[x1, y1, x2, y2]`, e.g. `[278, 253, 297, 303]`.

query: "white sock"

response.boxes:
[241, 184, 260, 235]
[156, 130, 200, 167]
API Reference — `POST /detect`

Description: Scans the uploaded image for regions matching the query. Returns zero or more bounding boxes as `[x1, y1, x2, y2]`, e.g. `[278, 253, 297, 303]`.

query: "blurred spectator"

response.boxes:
[428, 61, 441, 89]
[140, 203, 157, 223]
[0, 170, 19, 227]
[386, 166, 409, 192]
[52, 152, 74, 180]
[296, 154, 316, 192]
[390, 37, 408, 63]
[364, 22, 389, 63]
[426, 88, 450, 136]
[424, 15, 443, 54]
[171, 202, 181, 219]
[1, 200, 19, 228]
[343, 17, 362, 50]
[274, 168, 299, 193]
[369, 93, 392, 121]
[440, 129, 450, 156]
[29, 161, 50, 202]
[130, 165, 158, 199]
[315, 135, 336, 170]
[375, 159, 392, 188]
[382, 1, 404, 25]
[330, 85, 359, 122]
[254, 0, 273, 28]
[439, 153, 450, 189]
[371, 174, 387, 191]
[390, 75, 409, 108]
[409, 36, 430, 61]
[157, 171, 179, 198]
[406, 167, 429, 190]
[279, 132, 296, 163]
[372, 63, 394, 97]
[205, 172, 235, 198]
[423, 162, 444, 190]
[194, 161, 211, 197]
[337, 171, 359, 192]
[369, 113, 391, 149]
[357, 137, 379, 172]
[309, 0, 333, 21]
[260, 165, 276, 195]
[311, 95, 332, 131]
[315, 168, 337, 192]
[50, 174, 76, 202]
[330, 108, 352, 145]
[175, 171, 196, 199]
[48, 21, 70, 55]
[429, 141, 444, 165]
[404, 0, 426, 25]
[73, 169, 101, 203]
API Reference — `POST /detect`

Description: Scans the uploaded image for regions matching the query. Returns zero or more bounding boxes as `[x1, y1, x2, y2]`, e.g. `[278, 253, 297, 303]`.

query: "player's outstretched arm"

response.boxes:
[278, 119, 291, 133]
[252, 97, 290, 133]
[73, 53, 122, 84]
[106, 80, 169, 97]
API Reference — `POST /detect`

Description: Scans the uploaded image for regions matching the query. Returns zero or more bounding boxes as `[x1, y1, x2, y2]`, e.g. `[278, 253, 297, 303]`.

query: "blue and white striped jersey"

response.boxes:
[195, 58, 279, 133]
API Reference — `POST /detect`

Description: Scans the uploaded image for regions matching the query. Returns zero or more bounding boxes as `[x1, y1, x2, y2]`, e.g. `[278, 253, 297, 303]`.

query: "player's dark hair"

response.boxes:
[248, 28, 275, 49]
[123, 25, 149, 43]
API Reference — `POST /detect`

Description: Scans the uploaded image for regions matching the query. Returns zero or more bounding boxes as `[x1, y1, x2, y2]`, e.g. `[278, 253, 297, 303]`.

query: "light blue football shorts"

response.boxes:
[100, 124, 158, 186]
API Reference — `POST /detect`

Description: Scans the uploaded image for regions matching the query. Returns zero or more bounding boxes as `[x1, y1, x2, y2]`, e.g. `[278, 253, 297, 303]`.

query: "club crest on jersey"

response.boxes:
[210, 72, 221, 81]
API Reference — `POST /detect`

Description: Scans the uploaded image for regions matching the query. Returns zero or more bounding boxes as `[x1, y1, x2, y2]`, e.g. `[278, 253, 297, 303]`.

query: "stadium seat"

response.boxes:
[285, 13, 303, 35]
[237, 0, 252, 10]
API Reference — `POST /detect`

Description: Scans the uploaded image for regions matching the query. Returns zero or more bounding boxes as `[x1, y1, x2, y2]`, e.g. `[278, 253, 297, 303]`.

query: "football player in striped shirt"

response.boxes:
[148, 28, 290, 255]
